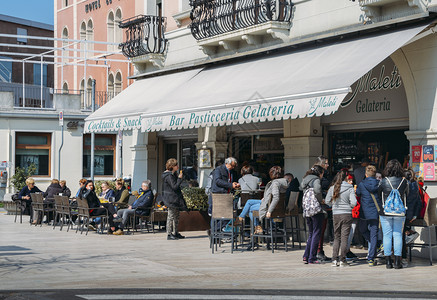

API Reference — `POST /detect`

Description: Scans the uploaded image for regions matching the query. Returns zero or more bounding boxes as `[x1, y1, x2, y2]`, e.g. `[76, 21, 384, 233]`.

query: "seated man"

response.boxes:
[113, 180, 154, 235]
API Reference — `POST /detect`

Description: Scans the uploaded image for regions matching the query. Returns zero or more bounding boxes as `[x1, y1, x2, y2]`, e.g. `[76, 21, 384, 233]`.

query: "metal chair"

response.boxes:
[31, 193, 54, 226]
[211, 193, 238, 254]
[251, 193, 290, 253]
[408, 197, 437, 265]
[76, 198, 108, 235]
[130, 194, 156, 234]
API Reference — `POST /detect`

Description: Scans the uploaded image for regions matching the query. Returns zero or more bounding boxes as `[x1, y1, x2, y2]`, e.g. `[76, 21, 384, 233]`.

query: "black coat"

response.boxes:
[80, 188, 100, 208]
[377, 176, 409, 216]
[406, 181, 422, 221]
[44, 183, 63, 199]
[210, 164, 233, 194]
[162, 171, 185, 209]
[61, 186, 72, 198]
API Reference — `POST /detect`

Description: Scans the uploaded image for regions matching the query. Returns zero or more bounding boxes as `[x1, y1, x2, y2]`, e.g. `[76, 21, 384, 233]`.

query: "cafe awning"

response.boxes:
[84, 24, 426, 133]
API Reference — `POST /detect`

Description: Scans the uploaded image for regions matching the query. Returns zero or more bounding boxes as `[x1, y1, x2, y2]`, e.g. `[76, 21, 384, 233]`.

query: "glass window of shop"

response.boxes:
[83, 134, 115, 177]
[163, 139, 198, 181]
[15, 132, 51, 176]
[232, 134, 284, 185]
[330, 129, 409, 174]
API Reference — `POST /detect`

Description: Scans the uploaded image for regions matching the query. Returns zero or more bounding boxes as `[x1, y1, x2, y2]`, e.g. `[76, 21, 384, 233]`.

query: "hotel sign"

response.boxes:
[85, 0, 114, 13]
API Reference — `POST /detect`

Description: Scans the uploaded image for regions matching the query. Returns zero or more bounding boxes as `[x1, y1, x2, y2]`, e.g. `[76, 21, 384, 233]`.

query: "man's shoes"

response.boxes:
[175, 233, 185, 239]
[167, 234, 179, 240]
[340, 261, 350, 267]
[317, 251, 332, 262]
[346, 251, 358, 261]
[113, 229, 124, 235]
[368, 259, 377, 266]
[405, 232, 419, 244]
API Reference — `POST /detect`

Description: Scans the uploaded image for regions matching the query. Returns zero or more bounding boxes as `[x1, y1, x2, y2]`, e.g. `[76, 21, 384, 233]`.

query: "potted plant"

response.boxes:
[179, 187, 210, 231]
[2, 164, 36, 215]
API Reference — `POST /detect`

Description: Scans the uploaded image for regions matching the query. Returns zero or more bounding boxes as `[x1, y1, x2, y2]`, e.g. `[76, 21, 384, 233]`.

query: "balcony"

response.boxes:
[0, 82, 53, 109]
[119, 15, 169, 72]
[358, 0, 426, 22]
[189, 0, 293, 55]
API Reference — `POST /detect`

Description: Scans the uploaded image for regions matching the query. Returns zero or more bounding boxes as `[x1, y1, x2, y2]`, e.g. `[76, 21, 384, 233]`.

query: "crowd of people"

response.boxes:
[208, 155, 424, 269]
[15, 153, 425, 266]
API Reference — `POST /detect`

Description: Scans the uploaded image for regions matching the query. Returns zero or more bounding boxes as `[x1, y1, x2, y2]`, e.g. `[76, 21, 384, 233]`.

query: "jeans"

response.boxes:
[239, 199, 261, 226]
[332, 214, 353, 262]
[303, 213, 324, 263]
[117, 208, 136, 229]
[359, 219, 379, 260]
[380, 215, 405, 256]
[347, 219, 359, 250]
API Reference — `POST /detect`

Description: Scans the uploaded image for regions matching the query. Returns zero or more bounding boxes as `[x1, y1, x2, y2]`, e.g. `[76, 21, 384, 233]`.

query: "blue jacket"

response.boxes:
[356, 176, 382, 220]
[132, 189, 154, 216]
[18, 185, 42, 200]
[210, 164, 233, 194]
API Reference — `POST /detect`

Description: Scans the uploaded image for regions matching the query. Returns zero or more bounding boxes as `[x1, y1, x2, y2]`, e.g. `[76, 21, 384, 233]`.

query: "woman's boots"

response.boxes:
[386, 256, 403, 269]
[385, 256, 393, 269]
[394, 256, 403, 269]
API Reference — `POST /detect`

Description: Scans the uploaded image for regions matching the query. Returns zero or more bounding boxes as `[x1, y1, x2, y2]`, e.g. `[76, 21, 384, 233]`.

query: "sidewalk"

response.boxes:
[0, 210, 436, 292]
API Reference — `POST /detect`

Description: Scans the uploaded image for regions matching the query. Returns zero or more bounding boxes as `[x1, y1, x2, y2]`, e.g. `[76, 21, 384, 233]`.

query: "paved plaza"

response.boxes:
[1, 209, 437, 298]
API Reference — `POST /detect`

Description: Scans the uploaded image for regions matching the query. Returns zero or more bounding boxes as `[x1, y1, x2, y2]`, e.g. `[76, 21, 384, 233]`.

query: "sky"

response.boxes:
[1, 0, 54, 25]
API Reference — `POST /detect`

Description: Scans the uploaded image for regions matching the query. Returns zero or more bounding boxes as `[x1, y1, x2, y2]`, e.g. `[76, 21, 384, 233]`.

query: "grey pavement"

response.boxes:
[1, 209, 437, 296]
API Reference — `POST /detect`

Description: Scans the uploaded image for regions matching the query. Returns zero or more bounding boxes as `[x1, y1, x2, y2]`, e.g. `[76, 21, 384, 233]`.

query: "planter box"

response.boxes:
[178, 210, 210, 232]
[0, 200, 19, 215]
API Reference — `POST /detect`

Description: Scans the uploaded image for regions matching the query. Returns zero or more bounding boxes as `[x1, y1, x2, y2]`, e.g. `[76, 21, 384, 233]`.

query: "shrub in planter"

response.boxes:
[182, 187, 208, 211]
[10, 164, 36, 193]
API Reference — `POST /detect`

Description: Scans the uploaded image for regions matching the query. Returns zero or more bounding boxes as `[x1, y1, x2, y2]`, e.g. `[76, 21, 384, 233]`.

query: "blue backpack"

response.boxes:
[383, 178, 407, 216]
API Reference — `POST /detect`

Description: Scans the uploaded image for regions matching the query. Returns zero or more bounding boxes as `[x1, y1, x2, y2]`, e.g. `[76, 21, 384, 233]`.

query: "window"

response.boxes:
[17, 28, 27, 44]
[62, 81, 69, 94]
[108, 73, 114, 95]
[83, 134, 115, 177]
[115, 72, 122, 94]
[62, 27, 69, 46]
[16, 132, 51, 176]
[80, 21, 87, 58]
[107, 11, 115, 51]
[87, 19, 94, 55]
[0, 56, 12, 82]
[33, 64, 48, 86]
[115, 8, 123, 44]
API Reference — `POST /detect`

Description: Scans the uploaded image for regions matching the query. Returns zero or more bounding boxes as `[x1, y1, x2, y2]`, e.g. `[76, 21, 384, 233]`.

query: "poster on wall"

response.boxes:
[411, 145, 422, 163]
[435, 145, 437, 163]
[423, 145, 434, 163]
[424, 163, 435, 181]
[411, 163, 424, 179]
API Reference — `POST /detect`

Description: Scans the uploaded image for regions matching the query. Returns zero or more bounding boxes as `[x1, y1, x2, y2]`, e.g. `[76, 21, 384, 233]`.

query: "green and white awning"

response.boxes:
[85, 25, 426, 133]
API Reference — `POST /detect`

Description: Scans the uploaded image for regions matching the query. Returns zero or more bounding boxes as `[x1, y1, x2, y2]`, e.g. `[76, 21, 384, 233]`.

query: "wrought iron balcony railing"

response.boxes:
[189, 0, 293, 40]
[119, 15, 168, 58]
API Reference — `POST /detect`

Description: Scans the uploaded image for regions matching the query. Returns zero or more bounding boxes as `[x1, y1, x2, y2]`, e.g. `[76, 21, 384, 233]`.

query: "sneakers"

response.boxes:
[175, 233, 185, 239]
[317, 251, 332, 262]
[405, 232, 419, 244]
[332, 260, 339, 267]
[308, 260, 322, 264]
[88, 224, 96, 231]
[113, 229, 124, 235]
[167, 234, 178, 240]
[368, 259, 377, 267]
[340, 261, 350, 267]
[376, 245, 384, 258]
[346, 251, 357, 261]
[303, 258, 308, 264]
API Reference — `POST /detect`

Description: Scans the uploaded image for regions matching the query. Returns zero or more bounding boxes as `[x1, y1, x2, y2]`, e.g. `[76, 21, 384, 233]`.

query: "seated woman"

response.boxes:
[60, 180, 71, 198]
[238, 165, 259, 192]
[100, 181, 115, 200]
[18, 177, 42, 223]
[80, 180, 119, 234]
[75, 178, 87, 198]
[238, 166, 289, 234]
[114, 178, 129, 209]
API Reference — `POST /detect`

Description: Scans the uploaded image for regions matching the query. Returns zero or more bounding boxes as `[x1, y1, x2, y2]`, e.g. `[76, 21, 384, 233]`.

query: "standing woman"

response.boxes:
[162, 158, 186, 240]
[325, 170, 357, 267]
[378, 159, 409, 269]
[301, 165, 325, 264]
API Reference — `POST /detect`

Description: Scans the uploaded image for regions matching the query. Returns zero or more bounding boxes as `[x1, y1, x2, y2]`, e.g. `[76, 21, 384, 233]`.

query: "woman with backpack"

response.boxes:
[325, 170, 357, 267]
[378, 159, 409, 269]
[301, 165, 325, 264]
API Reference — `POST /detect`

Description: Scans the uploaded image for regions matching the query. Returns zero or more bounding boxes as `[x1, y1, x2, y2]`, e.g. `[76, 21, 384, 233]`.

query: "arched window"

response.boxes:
[80, 21, 86, 58]
[62, 27, 68, 46]
[80, 78, 85, 108]
[86, 77, 93, 109]
[62, 81, 69, 94]
[107, 11, 115, 51]
[87, 19, 94, 56]
[115, 8, 123, 44]
[108, 73, 114, 96]
[115, 72, 122, 94]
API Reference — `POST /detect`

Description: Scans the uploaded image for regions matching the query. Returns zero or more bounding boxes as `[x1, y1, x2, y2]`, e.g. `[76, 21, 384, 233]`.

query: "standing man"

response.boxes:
[208, 157, 240, 233]
[354, 158, 370, 187]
